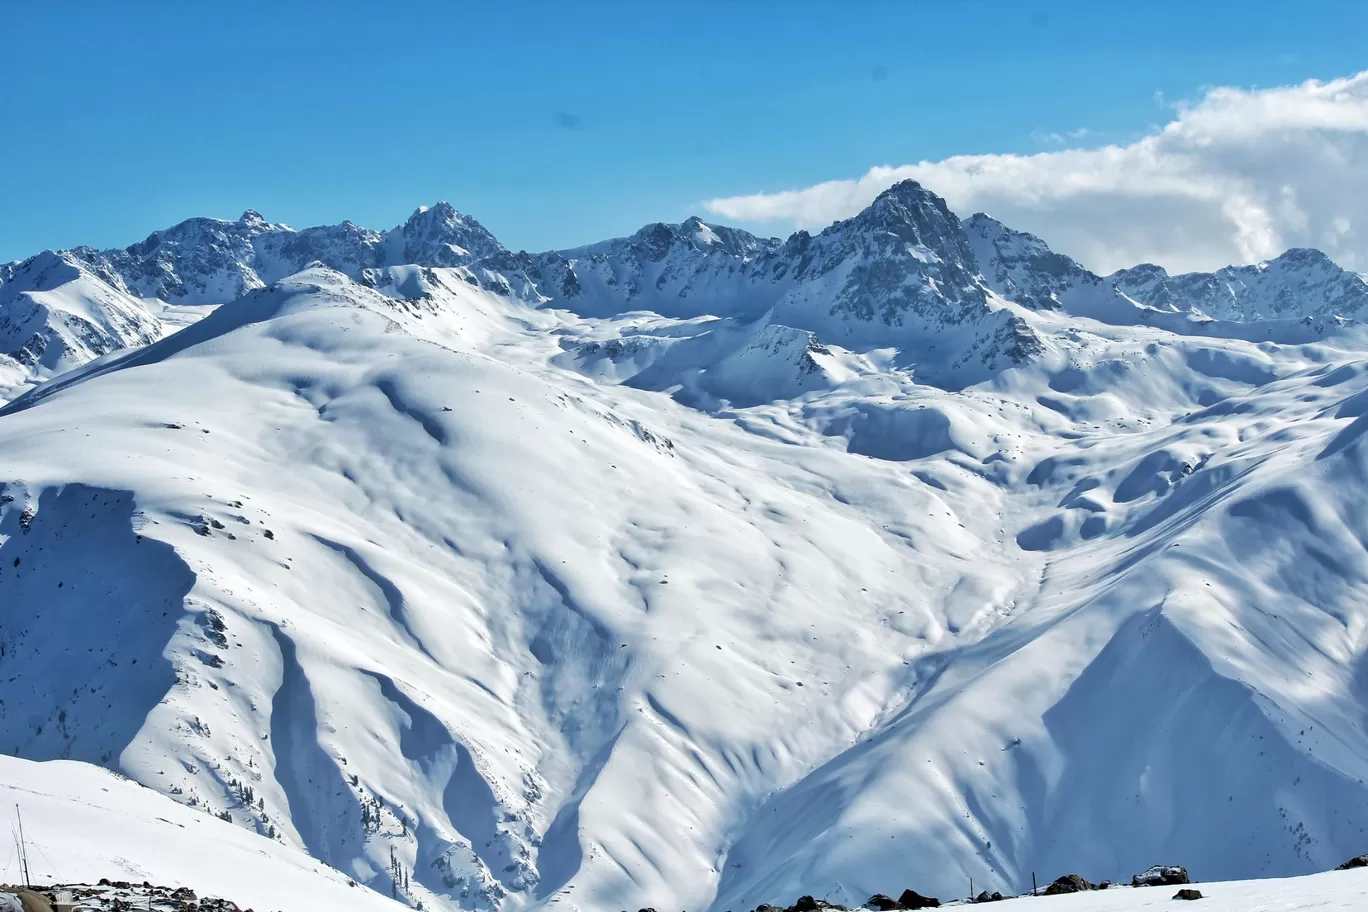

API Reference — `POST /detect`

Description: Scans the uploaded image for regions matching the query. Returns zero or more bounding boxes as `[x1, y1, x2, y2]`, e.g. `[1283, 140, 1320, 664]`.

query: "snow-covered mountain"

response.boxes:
[65, 202, 505, 305]
[8, 184, 1368, 912]
[1110, 248, 1368, 322]
[0, 203, 533, 399]
[0, 251, 166, 399]
[548, 182, 1039, 389]
[965, 211, 1368, 326]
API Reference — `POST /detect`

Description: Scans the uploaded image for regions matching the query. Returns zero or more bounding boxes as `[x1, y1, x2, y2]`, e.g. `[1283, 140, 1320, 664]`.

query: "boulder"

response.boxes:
[1173, 889, 1203, 901]
[1043, 874, 1093, 895]
[1337, 855, 1368, 870]
[865, 895, 903, 911]
[973, 891, 1004, 903]
[1132, 865, 1189, 887]
[897, 890, 940, 909]
[786, 899, 845, 912]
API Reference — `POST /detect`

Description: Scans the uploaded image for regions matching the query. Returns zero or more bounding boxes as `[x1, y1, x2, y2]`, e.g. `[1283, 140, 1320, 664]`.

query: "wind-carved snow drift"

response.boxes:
[5, 182, 1368, 912]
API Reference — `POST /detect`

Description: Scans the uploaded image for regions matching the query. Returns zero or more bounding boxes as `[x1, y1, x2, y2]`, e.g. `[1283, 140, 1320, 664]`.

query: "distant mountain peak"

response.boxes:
[391, 201, 504, 267]
[864, 179, 956, 222]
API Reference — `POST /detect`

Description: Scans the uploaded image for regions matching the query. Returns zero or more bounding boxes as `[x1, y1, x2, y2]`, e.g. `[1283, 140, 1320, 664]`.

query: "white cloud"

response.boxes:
[703, 72, 1368, 274]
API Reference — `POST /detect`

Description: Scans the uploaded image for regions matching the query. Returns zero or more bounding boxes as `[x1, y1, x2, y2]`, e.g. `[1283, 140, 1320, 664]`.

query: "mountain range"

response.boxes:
[5, 182, 1368, 912]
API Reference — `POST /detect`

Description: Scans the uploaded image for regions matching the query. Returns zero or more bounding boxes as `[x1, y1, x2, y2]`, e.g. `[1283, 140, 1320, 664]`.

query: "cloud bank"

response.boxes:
[703, 72, 1368, 275]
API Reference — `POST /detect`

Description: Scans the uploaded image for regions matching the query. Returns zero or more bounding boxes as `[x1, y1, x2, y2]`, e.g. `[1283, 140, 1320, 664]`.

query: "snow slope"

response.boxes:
[0, 252, 165, 401]
[0, 753, 407, 912]
[0, 204, 532, 401]
[986, 868, 1368, 912]
[8, 755, 1368, 912]
[6, 184, 1368, 912]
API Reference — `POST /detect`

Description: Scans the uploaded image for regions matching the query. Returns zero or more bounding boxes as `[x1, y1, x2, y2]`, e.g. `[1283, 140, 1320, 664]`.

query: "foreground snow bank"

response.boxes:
[994, 865, 1368, 912]
[0, 755, 404, 912]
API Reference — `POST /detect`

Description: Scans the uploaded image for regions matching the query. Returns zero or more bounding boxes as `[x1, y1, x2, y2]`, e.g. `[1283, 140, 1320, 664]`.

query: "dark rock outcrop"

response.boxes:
[1043, 874, 1093, 895]
[897, 889, 940, 909]
[1173, 889, 1203, 900]
[1132, 865, 1190, 887]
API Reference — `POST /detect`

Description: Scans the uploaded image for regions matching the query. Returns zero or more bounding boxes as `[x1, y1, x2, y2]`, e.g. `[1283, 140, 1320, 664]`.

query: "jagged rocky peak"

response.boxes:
[777, 179, 989, 329]
[843, 179, 979, 266]
[388, 201, 506, 267]
[1110, 246, 1368, 321]
[622, 216, 776, 261]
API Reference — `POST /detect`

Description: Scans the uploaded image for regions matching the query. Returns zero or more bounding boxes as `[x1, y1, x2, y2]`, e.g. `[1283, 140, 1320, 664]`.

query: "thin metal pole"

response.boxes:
[15, 805, 31, 888]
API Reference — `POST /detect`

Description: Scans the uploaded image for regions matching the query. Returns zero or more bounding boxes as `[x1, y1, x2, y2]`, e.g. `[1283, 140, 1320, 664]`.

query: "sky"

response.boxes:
[3, 0, 1368, 272]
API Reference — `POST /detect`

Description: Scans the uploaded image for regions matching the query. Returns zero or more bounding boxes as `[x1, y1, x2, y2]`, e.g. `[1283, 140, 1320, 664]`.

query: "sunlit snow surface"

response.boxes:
[4, 262, 1368, 912]
[0, 754, 404, 911]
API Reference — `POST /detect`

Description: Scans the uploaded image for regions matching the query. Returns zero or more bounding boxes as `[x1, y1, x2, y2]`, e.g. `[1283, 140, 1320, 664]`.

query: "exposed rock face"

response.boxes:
[60, 204, 503, 306]
[964, 213, 1094, 310]
[897, 888, 940, 909]
[1043, 874, 1095, 895]
[1132, 865, 1191, 887]
[547, 181, 1039, 386]
[0, 250, 164, 397]
[967, 212, 1368, 326]
[1111, 248, 1368, 322]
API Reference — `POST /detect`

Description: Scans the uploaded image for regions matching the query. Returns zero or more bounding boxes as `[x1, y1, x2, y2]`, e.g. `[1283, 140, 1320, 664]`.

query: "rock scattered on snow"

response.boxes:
[1132, 865, 1190, 887]
[1043, 874, 1095, 894]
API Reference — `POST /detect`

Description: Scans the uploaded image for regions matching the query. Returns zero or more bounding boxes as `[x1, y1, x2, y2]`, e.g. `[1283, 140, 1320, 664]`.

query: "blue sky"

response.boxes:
[3, 0, 1368, 264]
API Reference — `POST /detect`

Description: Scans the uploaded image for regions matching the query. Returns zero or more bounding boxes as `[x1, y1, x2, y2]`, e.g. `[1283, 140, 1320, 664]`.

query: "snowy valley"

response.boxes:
[5, 182, 1368, 912]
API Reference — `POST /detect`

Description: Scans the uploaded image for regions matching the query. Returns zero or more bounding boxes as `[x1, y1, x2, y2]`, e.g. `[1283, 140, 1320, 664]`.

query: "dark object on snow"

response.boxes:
[1132, 865, 1190, 887]
[16, 892, 52, 912]
[866, 895, 902, 910]
[898, 889, 940, 909]
[788, 898, 846, 912]
[1043, 874, 1093, 895]
[973, 891, 1004, 903]
[1338, 854, 1368, 870]
[1173, 889, 1203, 900]
[1097, 881, 1111, 890]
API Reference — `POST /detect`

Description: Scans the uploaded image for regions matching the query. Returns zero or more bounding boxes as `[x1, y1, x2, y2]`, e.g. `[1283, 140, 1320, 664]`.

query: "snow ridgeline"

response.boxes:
[3, 184, 1368, 911]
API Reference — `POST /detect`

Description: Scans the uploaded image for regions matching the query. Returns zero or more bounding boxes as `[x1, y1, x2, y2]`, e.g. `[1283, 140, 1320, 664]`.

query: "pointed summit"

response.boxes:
[815, 179, 981, 282]
[387, 201, 504, 267]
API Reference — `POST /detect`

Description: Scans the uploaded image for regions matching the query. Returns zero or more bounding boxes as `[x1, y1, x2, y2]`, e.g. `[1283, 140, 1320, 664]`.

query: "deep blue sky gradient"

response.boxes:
[3, 0, 1367, 260]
